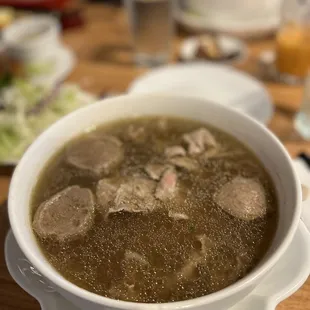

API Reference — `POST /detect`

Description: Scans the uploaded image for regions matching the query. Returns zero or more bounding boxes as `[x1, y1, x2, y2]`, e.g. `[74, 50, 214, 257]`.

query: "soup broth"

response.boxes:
[31, 116, 278, 303]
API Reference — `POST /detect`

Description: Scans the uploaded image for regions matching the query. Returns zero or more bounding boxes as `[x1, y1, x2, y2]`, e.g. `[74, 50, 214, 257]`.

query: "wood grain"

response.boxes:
[0, 3, 309, 310]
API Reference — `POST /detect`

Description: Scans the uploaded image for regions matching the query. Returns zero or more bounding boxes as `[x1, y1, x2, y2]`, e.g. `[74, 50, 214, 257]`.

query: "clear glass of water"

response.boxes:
[295, 72, 310, 139]
[125, 0, 175, 67]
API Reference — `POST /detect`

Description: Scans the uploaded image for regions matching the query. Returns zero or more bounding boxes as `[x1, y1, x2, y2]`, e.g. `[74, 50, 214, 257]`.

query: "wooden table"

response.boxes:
[0, 3, 309, 310]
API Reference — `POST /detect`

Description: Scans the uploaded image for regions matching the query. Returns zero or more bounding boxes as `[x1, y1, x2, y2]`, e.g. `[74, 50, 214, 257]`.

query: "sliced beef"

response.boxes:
[164, 146, 186, 158]
[96, 178, 118, 217]
[144, 163, 170, 180]
[169, 156, 199, 171]
[183, 128, 217, 155]
[66, 135, 124, 177]
[33, 186, 95, 241]
[214, 176, 267, 221]
[155, 167, 177, 201]
[110, 178, 157, 214]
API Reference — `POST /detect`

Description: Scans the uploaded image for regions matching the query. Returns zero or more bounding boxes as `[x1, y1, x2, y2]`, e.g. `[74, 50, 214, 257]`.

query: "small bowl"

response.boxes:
[2, 15, 61, 63]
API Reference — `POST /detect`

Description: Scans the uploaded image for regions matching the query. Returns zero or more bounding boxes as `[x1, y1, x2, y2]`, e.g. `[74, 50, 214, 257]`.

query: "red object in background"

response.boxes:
[0, 0, 85, 29]
[0, 0, 70, 10]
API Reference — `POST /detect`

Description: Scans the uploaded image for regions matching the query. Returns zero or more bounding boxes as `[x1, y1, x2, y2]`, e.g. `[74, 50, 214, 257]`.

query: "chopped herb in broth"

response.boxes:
[31, 116, 278, 303]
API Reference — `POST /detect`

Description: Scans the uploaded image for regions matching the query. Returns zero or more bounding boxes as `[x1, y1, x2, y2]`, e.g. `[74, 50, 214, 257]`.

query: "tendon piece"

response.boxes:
[169, 156, 199, 171]
[168, 211, 189, 220]
[164, 146, 186, 158]
[124, 250, 149, 265]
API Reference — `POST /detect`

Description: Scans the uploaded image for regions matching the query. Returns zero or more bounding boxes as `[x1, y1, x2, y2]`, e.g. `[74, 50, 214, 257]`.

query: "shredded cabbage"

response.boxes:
[0, 80, 95, 162]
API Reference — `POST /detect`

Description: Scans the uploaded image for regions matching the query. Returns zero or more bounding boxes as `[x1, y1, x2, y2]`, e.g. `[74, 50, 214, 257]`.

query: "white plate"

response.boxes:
[128, 63, 274, 125]
[30, 44, 76, 86]
[180, 35, 248, 64]
[5, 220, 310, 310]
[0, 87, 95, 167]
[176, 8, 280, 39]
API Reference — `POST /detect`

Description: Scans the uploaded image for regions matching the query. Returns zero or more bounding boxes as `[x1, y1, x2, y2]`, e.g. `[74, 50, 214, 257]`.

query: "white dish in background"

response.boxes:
[175, 7, 280, 39]
[29, 45, 76, 86]
[128, 63, 274, 125]
[2, 15, 61, 62]
[179, 35, 248, 64]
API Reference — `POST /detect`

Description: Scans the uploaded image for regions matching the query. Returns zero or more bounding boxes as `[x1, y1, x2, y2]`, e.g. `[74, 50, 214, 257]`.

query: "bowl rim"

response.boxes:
[8, 94, 302, 309]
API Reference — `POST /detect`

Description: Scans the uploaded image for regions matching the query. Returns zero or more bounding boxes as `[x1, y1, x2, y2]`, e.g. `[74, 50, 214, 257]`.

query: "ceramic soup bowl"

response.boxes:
[9, 94, 304, 310]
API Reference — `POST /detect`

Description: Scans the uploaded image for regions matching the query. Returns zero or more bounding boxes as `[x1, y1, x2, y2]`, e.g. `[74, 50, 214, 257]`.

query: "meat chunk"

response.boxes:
[110, 178, 157, 214]
[177, 252, 201, 280]
[33, 186, 95, 241]
[196, 234, 214, 254]
[124, 250, 149, 266]
[108, 282, 137, 301]
[183, 128, 217, 155]
[144, 163, 170, 180]
[164, 146, 186, 158]
[155, 167, 177, 201]
[126, 125, 146, 143]
[214, 177, 267, 221]
[66, 135, 124, 177]
[110, 249, 150, 300]
[168, 211, 189, 220]
[175, 235, 214, 281]
[96, 178, 118, 216]
[169, 156, 199, 171]
[157, 117, 168, 131]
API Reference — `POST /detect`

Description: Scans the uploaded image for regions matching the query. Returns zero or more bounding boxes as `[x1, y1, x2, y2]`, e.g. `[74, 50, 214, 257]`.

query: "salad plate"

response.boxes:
[0, 84, 95, 166]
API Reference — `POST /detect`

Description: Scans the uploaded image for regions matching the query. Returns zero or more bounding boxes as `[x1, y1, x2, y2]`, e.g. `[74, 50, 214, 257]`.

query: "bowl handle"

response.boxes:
[301, 185, 310, 235]
[231, 221, 310, 310]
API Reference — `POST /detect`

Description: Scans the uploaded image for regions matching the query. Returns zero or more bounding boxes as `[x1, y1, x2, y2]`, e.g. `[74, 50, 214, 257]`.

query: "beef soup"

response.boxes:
[31, 116, 278, 303]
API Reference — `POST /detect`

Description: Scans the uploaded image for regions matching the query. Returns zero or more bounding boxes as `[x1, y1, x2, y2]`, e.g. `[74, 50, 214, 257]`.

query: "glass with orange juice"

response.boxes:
[275, 0, 310, 84]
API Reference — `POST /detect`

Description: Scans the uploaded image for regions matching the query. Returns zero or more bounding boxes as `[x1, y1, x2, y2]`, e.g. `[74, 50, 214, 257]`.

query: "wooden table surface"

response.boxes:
[1, 3, 309, 310]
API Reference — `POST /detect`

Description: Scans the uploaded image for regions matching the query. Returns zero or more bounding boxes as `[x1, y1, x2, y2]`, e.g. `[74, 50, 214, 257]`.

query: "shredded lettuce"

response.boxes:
[25, 60, 55, 77]
[0, 80, 95, 162]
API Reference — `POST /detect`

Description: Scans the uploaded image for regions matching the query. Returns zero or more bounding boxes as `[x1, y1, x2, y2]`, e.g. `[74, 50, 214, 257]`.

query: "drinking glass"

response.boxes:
[275, 0, 310, 84]
[125, 0, 175, 67]
[294, 72, 310, 139]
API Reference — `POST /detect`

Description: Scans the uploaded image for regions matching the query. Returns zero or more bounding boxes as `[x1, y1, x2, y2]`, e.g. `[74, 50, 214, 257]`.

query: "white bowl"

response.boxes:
[2, 15, 60, 62]
[184, 0, 281, 19]
[9, 94, 302, 310]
